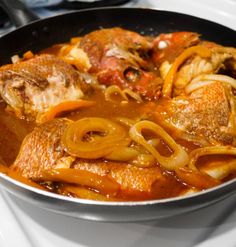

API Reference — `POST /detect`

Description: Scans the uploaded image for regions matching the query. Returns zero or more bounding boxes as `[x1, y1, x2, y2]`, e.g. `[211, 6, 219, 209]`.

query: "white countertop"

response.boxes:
[0, 1, 236, 246]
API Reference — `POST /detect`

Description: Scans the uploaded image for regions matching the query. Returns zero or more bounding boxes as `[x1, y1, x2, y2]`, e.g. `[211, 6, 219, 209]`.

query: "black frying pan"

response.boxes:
[0, 0, 236, 222]
[0, 0, 236, 64]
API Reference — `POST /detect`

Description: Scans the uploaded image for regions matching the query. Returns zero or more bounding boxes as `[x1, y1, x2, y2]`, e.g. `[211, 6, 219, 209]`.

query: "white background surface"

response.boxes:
[146, 0, 236, 30]
[0, 0, 236, 246]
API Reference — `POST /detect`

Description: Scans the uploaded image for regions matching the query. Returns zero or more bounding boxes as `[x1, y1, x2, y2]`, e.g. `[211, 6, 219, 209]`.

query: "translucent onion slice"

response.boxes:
[37, 100, 94, 124]
[185, 74, 236, 94]
[185, 80, 214, 94]
[200, 159, 236, 180]
[129, 120, 189, 170]
[175, 167, 220, 189]
[105, 85, 128, 103]
[162, 45, 211, 97]
[105, 146, 139, 161]
[114, 117, 137, 128]
[62, 117, 130, 159]
[43, 168, 119, 195]
[189, 146, 236, 170]
[104, 85, 142, 103]
[122, 88, 143, 103]
[131, 154, 156, 168]
[61, 185, 116, 201]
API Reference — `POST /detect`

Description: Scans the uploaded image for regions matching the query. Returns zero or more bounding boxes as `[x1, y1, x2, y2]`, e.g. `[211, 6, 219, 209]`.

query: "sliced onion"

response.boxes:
[129, 120, 189, 170]
[62, 117, 130, 159]
[105, 146, 139, 161]
[104, 85, 142, 103]
[185, 80, 214, 94]
[189, 146, 236, 170]
[43, 168, 119, 196]
[185, 74, 236, 94]
[104, 85, 128, 103]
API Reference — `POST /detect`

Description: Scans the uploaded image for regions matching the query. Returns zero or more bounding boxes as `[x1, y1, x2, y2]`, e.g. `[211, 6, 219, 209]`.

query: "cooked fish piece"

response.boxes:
[79, 28, 162, 100]
[174, 43, 236, 93]
[12, 118, 71, 179]
[152, 32, 200, 66]
[153, 82, 234, 145]
[72, 161, 163, 195]
[157, 40, 236, 95]
[11, 118, 178, 197]
[0, 54, 86, 121]
[153, 33, 236, 96]
[80, 27, 152, 72]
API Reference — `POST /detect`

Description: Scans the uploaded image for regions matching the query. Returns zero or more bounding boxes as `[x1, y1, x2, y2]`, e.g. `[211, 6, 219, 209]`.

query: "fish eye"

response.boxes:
[123, 67, 141, 83]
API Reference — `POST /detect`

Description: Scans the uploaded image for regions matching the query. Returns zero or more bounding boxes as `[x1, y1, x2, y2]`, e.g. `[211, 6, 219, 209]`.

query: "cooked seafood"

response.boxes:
[75, 28, 162, 100]
[0, 54, 91, 123]
[12, 118, 176, 199]
[152, 81, 234, 146]
[0, 27, 236, 201]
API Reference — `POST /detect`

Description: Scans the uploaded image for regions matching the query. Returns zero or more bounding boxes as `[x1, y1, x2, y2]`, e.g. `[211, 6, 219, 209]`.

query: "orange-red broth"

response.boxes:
[0, 45, 235, 201]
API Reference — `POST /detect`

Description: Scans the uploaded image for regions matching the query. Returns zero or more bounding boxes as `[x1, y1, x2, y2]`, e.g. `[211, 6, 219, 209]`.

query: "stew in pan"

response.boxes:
[0, 27, 236, 201]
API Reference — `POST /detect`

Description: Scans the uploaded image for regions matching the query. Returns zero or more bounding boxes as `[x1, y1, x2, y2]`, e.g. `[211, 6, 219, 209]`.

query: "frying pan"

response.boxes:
[0, 0, 236, 222]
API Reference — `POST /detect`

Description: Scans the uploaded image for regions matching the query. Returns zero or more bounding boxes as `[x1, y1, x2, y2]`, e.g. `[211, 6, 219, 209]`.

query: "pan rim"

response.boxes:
[1, 6, 235, 38]
[0, 7, 236, 208]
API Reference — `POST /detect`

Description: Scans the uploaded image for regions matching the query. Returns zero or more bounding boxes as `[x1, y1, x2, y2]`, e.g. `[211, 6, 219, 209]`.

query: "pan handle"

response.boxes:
[0, 0, 39, 27]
